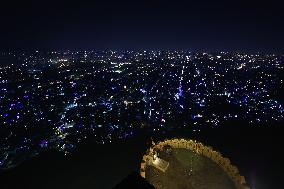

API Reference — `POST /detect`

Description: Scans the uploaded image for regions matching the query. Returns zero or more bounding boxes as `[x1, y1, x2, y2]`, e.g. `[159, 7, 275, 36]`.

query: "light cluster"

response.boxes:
[0, 51, 283, 169]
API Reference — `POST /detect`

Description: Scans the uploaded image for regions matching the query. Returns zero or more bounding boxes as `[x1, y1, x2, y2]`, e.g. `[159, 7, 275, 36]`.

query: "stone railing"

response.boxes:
[140, 138, 250, 189]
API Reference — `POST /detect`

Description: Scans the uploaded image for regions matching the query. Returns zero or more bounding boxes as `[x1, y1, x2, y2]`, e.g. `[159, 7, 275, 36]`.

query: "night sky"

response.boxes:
[0, 0, 284, 52]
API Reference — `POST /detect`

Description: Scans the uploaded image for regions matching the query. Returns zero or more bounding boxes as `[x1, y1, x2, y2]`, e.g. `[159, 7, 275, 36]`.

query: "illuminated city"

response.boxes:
[1, 1, 284, 189]
[0, 51, 283, 170]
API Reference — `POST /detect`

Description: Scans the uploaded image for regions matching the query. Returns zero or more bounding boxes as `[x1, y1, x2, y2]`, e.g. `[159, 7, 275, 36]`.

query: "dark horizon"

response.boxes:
[1, 0, 284, 53]
[1, 49, 284, 56]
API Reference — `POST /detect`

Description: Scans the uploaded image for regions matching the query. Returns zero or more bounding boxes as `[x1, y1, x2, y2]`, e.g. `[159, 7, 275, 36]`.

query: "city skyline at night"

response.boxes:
[1, 1, 284, 189]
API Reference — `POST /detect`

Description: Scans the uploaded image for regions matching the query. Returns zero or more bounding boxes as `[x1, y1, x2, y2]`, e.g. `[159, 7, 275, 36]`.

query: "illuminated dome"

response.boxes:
[140, 138, 250, 189]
